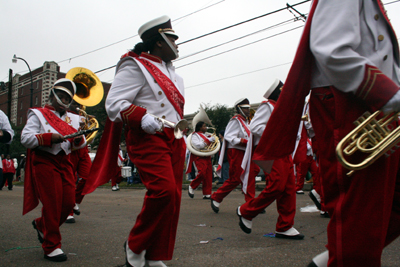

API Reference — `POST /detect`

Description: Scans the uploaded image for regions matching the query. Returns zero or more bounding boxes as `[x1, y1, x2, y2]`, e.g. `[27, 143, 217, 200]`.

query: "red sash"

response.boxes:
[196, 132, 211, 145]
[38, 107, 77, 135]
[233, 115, 250, 137]
[122, 51, 185, 118]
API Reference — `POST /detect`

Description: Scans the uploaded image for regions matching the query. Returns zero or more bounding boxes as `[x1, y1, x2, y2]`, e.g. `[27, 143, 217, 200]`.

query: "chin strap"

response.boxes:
[159, 31, 179, 59]
[237, 106, 248, 121]
[51, 88, 71, 109]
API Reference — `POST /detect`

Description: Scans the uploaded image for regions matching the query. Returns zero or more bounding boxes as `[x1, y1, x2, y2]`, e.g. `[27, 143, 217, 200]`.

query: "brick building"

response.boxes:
[0, 61, 111, 127]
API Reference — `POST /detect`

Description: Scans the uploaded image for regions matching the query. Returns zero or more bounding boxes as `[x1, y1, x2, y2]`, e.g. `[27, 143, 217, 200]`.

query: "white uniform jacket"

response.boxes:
[0, 110, 14, 146]
[310, 0, 400, 92]
[241, 102, 273, 193]
[191, 132, 214, 150]
[106, 52, 185, 126]
[224, 115, 250, 151]
[21, 108, 86, 155]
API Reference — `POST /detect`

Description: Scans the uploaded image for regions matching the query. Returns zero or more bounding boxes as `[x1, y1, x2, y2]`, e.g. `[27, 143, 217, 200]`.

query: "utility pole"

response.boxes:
[6, 69, 13, 155]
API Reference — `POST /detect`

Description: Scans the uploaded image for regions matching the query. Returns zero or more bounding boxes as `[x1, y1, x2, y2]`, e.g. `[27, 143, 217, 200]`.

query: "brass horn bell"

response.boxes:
[66, 67, 104, 107]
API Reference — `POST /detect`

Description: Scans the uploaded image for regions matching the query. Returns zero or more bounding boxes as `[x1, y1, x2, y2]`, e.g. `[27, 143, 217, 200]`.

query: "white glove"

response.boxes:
[209, 136, 216, 142]
[141, 114, 162, 134]
[382, 90, 400, 114]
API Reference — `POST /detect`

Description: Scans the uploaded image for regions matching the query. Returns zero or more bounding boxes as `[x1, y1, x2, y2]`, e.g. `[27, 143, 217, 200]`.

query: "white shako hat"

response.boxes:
[53, 78, 76, 99]
[234, 98, 250, 108]
[264, 79, 283, 99]
[138, 15, 178, 41]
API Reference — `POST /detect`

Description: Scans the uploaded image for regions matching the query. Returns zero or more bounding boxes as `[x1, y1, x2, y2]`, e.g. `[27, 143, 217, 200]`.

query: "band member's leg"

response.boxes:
[275, 162, 296, 232]
[211, 149, 244, 203]
[310, 87, 400, 266]
[32, 152, 75, 255]
[127, 129, 184, 261]
[240, 157, 292, 220]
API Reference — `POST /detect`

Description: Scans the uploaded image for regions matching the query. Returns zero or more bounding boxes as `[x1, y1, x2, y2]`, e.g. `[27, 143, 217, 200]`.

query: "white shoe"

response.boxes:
[237, 206, 252, 234]
[309, 189, 322, 210]
[275, 227, 304, 239]
[44, 248, 67, 262]
[188, 185, 194, 198]
[73, 203, 80, 215]
[147, 260, 167, 267]
[296, 190, 304, 194]
[116, 184, 120, 190]
[125, 241, 145, 267]
[65, 215, 75, 223]
[310, 250, 329, 267]
[112, 186, 118, 191]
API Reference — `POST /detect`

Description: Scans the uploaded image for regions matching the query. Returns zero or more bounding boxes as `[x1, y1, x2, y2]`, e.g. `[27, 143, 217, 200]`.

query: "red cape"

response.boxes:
[83, 118, 123, 195]
[253, 0, 318, 169]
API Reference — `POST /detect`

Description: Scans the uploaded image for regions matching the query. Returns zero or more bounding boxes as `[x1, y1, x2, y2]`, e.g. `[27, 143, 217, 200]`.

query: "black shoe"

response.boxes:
[44, 253, 67, 262]
[309, 190, 321, 210]
[65, 216, 75, 224]
[73, 205, 80, 215]
[8, 188, 12, 191]
[307, 261, 318, 267]
[275, 233, 305, 240]
[320, 211, 330, 218]
[216, 181, 223, 185]
[188, 190, 194, 199]
[211, 199, 219, 213]
[203, 196, 211, 199]
[260, 209, 266, 214]
[32, 220, 44, 244]
[237, 207, 251, 234]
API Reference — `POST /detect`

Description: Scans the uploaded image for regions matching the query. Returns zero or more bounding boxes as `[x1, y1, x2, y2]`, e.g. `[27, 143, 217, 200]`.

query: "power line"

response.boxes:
[178, 0, 311, 45]
[175, 17, 299, 62]
[176, 25, 304, 69]
[385, 0, 400, 5]
[185, 62, 293, 89]
[56, 0, 226, 64]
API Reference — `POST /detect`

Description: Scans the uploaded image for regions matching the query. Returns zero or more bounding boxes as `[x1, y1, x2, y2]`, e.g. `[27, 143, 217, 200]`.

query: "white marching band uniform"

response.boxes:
[106, 54, 184, 125]
[21, 109, 86, 154]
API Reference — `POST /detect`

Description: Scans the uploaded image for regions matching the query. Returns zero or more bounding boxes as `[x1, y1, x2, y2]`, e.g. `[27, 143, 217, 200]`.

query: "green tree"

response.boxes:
[203, 103, 234, 134]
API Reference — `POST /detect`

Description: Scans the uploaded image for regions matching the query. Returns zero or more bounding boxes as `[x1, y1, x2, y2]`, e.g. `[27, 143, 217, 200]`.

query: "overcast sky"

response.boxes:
[2, 0, 400, 115]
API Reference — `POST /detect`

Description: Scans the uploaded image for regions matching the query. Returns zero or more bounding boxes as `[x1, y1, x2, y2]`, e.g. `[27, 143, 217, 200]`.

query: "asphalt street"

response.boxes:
[1, 186, 399, 267]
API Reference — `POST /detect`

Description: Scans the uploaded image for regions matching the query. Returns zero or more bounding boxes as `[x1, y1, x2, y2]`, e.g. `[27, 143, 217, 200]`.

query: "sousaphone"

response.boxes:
[186, 105, 220, 156]
[66, 67, 104, 144]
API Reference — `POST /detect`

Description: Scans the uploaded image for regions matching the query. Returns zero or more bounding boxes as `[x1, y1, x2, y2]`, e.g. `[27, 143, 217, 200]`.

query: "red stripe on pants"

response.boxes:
[32, 150, 75, 254]
[190, 155, 213, 195]
[126, 128, 185, 261]
[211, 148, 255, 203]
[240, 156, 296, 232]
[310, 87, 400, 267]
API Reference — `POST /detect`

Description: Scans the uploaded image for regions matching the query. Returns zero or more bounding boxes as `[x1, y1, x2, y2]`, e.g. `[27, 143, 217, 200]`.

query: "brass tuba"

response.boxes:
[186, 105, 220, 156]
[66, 67, 104, 144]
[336, 110, 400, 176]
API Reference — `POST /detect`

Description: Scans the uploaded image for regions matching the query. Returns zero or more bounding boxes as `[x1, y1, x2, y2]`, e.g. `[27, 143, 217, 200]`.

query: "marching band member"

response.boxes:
[65, 100, 92, 223]
[21, 79, 86, 262]
[0, 110, 14, 191]
[187, 121, 215, 199]
[84, 15, 185, 267]
[253, 1, 400, 266]
[210, 98, 255, 213]
[237, 80, 304, 239]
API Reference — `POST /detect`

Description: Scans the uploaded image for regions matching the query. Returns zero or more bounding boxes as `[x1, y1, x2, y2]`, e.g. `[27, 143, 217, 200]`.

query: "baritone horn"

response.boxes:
[186, 105, 220, 156]
[66, 67, 104, 144]
[336, 110, 400, 176]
